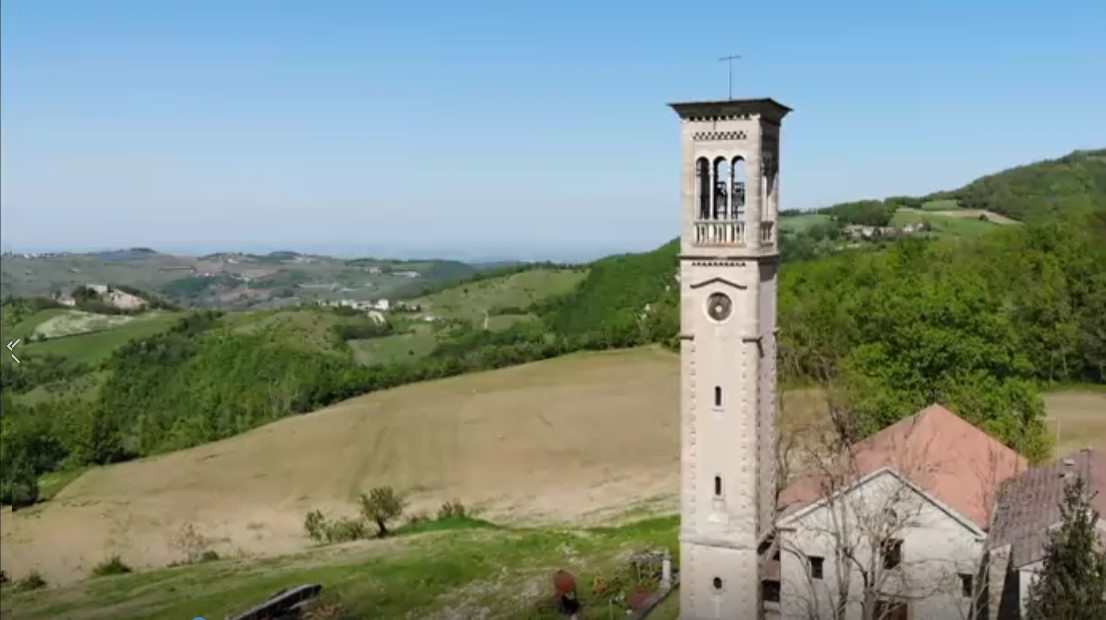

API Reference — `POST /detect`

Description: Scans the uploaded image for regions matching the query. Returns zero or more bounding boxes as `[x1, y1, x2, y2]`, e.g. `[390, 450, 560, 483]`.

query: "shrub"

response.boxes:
[169, 523, 215, 564]
[198, 550, 220, 563]
[437, 500, 466, 520]
[15, 571, 47, 592]
[1, 568, 8, 584]
[358, 487, 405, 537]
[304, 509, 327, 542]
[405, 511, 430, 527]
[91, 555, 132, 577]
[304, 510, 368, 544]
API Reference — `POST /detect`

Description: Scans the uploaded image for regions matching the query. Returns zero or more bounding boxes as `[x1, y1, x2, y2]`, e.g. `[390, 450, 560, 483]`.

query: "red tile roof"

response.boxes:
[778, 404, 1027, 529]
[986, 448, 1106, 568]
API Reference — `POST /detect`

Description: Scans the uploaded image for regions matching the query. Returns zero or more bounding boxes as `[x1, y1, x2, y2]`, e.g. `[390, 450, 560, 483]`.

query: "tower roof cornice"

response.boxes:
[668, 98, 792, 123]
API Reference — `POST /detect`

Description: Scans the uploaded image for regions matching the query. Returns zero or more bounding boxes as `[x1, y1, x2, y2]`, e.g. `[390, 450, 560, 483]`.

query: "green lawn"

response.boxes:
[36, 468, 90, 502]
[412, 268, 585, 324]
[15, 311, 183, 365]
[779, 213, 831, 233]
[890, 209, 1000, 238]
[347, 329, 439, 366]
[0, 516, 679, 620]
[1, 308, 70, 344]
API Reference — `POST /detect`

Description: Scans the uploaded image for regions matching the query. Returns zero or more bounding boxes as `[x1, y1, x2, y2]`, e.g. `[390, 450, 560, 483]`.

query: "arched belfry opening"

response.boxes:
[731, 157, 747, 220]
[696, 157, 711, 220]
[712, 157, 730, 220]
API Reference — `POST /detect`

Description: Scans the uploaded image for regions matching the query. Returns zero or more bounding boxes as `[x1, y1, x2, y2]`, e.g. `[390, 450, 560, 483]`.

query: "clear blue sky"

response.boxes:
[2, 0, 1104, 260]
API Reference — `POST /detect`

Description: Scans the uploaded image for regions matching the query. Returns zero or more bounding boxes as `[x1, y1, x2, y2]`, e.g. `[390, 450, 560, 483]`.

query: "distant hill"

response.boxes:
[0, 250, 490, 310]
[94, 248, 161, 261]
[933, 148, 1106, 221]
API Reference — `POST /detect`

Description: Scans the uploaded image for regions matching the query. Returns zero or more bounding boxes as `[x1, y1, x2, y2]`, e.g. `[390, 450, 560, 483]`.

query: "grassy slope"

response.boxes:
[411, 268, 586, 324]
[8, 311, 183, 366]
[0, 347, 684, 589]
[0, 516, 678, 620]
[347, 328, 438, 366]
[778, 213, 831, 233]
[348, 267, 588, 366]
[890, 209, 1004, 237]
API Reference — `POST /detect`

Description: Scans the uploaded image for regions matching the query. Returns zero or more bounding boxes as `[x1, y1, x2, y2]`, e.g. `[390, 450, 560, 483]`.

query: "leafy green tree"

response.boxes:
[1, 451, 39, 509]
[1025, 476, 1106, 620]
[358, 487, 405, 537]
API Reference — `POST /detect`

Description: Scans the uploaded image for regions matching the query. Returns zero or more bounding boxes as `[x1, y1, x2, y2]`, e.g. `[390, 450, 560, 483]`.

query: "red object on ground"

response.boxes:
[629, 589, 652, 610]
[553, 570, 576, 595]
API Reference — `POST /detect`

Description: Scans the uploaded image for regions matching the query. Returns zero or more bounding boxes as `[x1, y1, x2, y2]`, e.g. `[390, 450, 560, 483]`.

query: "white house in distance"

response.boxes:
[772, 404, 1027, 620]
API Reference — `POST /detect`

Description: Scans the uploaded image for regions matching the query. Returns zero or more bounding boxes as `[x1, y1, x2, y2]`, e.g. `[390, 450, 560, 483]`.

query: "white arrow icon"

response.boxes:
[7, 339, 20, 364]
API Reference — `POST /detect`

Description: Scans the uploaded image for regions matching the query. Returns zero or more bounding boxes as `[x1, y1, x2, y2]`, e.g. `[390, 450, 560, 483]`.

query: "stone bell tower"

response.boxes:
[668, 98, 790, 620]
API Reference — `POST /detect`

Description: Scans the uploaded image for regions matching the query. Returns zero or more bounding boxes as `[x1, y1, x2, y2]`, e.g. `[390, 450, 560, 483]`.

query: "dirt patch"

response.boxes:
[1043, 390, 1106, 455]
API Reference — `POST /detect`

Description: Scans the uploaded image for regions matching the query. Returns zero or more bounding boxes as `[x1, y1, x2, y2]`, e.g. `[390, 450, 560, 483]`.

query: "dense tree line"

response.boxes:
[818, 200, 898, 226]
[778, 213, 1106, 461]
[529, 211, 1105, 462]
[537, 240, 678, 340]
[938, 148, 1106, 222]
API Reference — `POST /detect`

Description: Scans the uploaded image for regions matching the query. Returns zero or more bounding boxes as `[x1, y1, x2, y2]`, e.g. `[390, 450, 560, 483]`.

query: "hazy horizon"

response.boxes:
[0, 239, 636, 264]
[2, 0, 1104, 257]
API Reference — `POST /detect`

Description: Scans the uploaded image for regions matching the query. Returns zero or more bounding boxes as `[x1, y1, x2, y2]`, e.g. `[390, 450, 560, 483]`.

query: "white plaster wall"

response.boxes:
[1016, 563, 1042, 619]
[778, 471, 983, 620]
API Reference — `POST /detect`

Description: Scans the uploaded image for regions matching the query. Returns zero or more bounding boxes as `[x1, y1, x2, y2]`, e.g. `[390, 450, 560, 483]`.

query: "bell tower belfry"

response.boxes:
[667, 98, 790, 619]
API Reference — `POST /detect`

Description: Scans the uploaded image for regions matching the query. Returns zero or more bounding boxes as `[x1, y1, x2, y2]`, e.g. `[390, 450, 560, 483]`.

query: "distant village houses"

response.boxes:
[843, 222, 929, 240]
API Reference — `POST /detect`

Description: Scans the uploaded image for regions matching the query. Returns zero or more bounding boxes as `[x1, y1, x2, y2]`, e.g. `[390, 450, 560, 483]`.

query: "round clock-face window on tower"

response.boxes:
[706, 292, 732, 322]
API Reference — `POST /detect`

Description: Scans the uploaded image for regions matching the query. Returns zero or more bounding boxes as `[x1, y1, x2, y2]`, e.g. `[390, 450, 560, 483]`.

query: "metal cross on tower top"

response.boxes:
[718, 54, 742, 100]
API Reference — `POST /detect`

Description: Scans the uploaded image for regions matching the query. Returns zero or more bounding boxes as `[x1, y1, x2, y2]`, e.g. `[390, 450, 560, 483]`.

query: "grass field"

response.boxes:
[0, 515, 678, 620]
[1, 308, 70, 343]
[0, 345, 1100, 618]
[0, 346, 828, 589]
[1043, 390, 1106, 455]
[411, 268, 586, 324]
[890, 209, 1005, 238]
[779, 213, 831, 233]
[347, 328, 439, 366]
[10, 311, 183, 365]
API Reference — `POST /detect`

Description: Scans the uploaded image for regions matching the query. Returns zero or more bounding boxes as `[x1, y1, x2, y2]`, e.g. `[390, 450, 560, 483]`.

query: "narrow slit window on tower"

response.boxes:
[714, 386, 722, 407]
[714, 475, 722, 497]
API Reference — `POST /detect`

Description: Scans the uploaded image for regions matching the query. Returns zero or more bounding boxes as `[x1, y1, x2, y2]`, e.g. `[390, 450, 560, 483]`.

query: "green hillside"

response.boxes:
[3, 149, 1105, 510]
[537, 240, 679, 348]
[0, 250, 485, 309]
[940, 148, 1106, 221]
